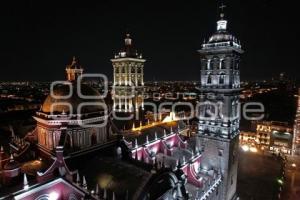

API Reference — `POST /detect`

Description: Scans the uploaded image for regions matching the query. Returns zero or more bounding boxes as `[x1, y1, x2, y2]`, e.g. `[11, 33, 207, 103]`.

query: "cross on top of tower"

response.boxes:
[219, 1, 226, 18]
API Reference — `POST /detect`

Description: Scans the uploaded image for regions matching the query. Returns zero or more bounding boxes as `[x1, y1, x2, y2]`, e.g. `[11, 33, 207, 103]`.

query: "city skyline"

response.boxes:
[0, 0, 299, 81]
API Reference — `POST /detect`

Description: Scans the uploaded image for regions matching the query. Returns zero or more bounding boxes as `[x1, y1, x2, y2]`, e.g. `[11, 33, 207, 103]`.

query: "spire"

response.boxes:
[23, 173, 29, 190]
[217, 1, 227, 31]
[0, 146, 3, 152]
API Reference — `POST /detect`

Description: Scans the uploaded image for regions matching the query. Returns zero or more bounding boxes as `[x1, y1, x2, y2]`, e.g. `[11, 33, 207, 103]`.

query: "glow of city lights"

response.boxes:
[249, 147, 258, 153]
[49, 191, 59, 200]
[241, 145, 249, 152]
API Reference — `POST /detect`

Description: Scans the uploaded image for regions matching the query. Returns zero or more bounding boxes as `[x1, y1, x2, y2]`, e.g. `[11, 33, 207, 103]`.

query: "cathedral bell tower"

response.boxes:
[111, 33, 145, 113]
[197, 4, 243, 200]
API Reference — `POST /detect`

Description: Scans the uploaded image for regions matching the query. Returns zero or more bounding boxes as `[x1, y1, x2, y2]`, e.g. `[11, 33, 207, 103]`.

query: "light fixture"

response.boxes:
[49, 191, 59, 200]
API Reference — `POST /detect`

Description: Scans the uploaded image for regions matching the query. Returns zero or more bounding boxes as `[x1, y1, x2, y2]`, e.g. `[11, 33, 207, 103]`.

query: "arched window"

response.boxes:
[121, 67, 125, 73]
[207, 59, 211, 70]
[137, 67, 142, 73]
[212, 57, 219, 69]
[235, 60, 240, 70]
[131, 66, 135, 73]
[207, 74, 212, 84]
[220, 59, 226, 69]
[219, 73, 225, 84]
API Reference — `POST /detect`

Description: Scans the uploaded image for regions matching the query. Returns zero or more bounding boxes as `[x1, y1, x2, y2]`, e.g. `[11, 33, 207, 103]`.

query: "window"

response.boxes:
[207, 74, 212, 84]
[220, 59, 226, 69]
[218, 149, 223, 157]
[207, 60, 211, 70]
[219, 73, 225, 84]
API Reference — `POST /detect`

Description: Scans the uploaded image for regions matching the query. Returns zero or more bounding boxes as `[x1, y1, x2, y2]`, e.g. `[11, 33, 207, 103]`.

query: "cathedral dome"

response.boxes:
[41, 83, 105, 115]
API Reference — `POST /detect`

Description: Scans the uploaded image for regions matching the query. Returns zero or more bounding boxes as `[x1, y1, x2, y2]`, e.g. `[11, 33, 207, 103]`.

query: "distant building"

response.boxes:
[240, 121, 293, 155]
[293, 88, 300, 156]
[112, 33, 145, 113]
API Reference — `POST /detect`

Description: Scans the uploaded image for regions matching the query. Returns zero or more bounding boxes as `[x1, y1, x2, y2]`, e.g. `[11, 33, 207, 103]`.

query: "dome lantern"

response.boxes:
[65, 56, 83, 82]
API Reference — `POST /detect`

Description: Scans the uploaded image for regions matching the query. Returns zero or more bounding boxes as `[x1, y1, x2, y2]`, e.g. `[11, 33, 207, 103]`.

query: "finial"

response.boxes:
[134, 138, 138, 148]
[146, 135, 149, 144]
[112, 191, 116, 200]
[103, 188, 107, 199]
[154, 132, 158, 140]
[95, 184, 99, 196]
[10, 154, 14, 161]
[0, 146, 3, 152]
[76, 172, 80, 185]
[23, 173, 29, 190]
[82, 176, 87, 190]
[125, 33, 132, 46]
[72, 56, 77, 65]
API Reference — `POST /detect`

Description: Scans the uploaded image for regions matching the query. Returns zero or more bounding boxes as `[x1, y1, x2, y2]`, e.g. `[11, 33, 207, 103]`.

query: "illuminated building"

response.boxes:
[0, 59, 187, 200]
[240, 121, 294, 155]
[33, 57, 108, 156]
[196, 5, 243, 200]
[293, 89, 300, 156]
[112, 33, 145, 113]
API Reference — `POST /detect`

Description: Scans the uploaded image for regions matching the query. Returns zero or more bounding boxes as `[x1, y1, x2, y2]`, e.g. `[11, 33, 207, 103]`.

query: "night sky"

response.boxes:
[0, 0, 298, 82]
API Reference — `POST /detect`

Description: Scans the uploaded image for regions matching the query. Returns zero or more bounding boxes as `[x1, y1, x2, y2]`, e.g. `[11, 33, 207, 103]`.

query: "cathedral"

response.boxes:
[0, 4, 243, 200]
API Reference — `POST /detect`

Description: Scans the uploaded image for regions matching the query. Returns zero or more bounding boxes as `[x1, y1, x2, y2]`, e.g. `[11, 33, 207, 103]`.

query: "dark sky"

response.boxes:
[0, 0, 299, 82]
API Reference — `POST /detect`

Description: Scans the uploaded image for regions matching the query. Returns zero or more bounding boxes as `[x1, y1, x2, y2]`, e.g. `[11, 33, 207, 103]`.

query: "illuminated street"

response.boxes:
[281, 156, 300, 200]
[237, 149, 282, 200]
